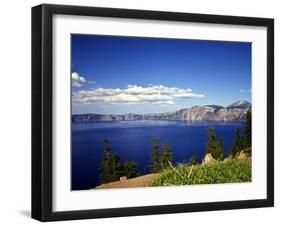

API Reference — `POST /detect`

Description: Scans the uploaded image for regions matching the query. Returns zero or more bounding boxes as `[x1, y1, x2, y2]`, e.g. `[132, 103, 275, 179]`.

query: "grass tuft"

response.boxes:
[153, 159, 251, 186]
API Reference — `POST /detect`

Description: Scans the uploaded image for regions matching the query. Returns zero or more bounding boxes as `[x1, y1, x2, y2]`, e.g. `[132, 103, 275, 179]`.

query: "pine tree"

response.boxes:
[150, 137, 160, 173]
[206, 127, 217, 155]
[229, 128, 242, 157]
[99, 139, 121, 184]
[206, 127, 224, 161]
[122, 161, 139, 179]
[245, 110, 252, 148]
[228, 111, 252, 158]
[160, 143, 173, 169]
[217, 137, 224, 161]
[103, 138, 111, 154]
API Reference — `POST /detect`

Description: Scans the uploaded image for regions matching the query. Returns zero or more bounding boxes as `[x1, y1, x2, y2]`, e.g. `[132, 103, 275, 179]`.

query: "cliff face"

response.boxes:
[72, 100, 251, 122]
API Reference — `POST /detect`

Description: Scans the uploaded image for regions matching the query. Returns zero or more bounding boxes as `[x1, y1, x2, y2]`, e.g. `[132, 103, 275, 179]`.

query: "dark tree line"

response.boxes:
[99, 139, 139, 184]
[229, 110, 252, 157]
[205, 127, 224, 161]
[100, 137, 174, 184]
[150, 137, 173, 173]
[205, 110, 252, 160]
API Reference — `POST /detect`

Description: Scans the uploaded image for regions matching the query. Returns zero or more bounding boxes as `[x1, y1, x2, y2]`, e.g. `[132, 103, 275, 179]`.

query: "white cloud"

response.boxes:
[72, 72, 86, 87]
[88, 80, 96, 84]
[72, 85, 205, 105]
[240, 89, 252, 93]
[72, 80, 82, 88]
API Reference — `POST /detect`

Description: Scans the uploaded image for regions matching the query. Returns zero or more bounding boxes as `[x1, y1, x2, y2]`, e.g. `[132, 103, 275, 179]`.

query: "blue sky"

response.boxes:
[71, 34, 251, 114]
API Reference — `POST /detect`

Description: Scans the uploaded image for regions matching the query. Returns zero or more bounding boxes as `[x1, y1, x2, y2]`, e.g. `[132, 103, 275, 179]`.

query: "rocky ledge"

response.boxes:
[73, 100, 251, 122]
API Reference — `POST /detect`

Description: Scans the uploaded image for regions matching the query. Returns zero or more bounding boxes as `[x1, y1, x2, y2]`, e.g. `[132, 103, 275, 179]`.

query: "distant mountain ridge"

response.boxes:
[72, 100, 251, 122]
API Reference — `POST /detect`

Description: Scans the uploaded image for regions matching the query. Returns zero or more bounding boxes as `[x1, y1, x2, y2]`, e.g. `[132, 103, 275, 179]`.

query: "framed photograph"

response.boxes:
[32, 4, 274, 221]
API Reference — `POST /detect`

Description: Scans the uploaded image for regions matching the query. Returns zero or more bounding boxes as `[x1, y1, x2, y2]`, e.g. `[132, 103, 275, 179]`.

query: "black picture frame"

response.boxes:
[32, 4, 274, 222]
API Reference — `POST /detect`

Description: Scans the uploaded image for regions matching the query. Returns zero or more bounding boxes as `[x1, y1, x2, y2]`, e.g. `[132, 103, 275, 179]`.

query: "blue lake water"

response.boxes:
[72, 120, 244, 190]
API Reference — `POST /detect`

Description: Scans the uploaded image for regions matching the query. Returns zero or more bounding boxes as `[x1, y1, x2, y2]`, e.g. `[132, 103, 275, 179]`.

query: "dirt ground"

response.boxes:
[95, 173, 159, 189]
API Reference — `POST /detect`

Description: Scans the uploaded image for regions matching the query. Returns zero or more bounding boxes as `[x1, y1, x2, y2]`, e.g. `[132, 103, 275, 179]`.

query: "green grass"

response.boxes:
[153, 159, 251, 186]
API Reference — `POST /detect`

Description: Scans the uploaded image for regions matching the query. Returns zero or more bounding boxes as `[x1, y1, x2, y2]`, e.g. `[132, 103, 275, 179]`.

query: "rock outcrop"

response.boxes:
[202, 153, 216, 164]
